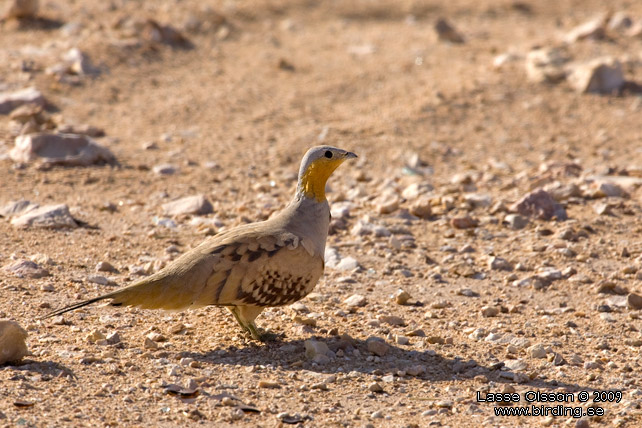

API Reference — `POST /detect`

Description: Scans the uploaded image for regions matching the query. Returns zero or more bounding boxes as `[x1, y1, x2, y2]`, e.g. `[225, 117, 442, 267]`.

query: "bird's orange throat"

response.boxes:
[299, 159, 343, 202]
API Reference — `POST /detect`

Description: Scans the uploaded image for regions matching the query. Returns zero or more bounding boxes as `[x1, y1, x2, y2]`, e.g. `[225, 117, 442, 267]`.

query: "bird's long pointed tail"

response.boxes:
[42, 293, 116, 319]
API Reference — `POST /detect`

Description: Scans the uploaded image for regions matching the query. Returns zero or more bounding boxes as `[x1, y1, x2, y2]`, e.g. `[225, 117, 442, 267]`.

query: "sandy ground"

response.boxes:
[1, 0, 642, 427]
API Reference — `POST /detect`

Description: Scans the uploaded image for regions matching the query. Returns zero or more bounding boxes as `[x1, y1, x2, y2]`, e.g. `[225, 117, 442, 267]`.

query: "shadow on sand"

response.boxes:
[182, 334, 590, 393]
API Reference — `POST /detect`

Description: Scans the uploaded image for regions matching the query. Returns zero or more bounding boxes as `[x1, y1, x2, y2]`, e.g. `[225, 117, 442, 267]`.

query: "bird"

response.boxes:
[45, 146, 357, 341]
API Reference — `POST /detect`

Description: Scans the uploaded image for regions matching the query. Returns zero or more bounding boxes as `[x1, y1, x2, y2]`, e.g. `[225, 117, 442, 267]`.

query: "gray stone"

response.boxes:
[525, 48, 568, 83]
[488, 256, 513, 271]
[10, 133, 117, 167]
[0, 199, 39, 218]
[528, 344, 547, 359]
[0, 87, 45, 114]
[366, 337, 389, 357]
[567, 57, 624, 94]
[343, 294, 367, 308]
[335, 256, 359, 271]
[162, 195, 213, 216]
[2, 259, 50, 278]
[153, 163, 178, 175]
[11, 204, 77, 229]
[481, 306, 499, 317]
[564, 14, 607, 43]
[509, 189, 567, 220]
[96, 261, 118, 273]
[504, 214, 529, 230]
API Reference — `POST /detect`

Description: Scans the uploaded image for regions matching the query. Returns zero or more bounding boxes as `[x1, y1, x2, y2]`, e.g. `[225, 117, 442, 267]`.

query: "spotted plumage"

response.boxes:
[45, 146, 357, 342]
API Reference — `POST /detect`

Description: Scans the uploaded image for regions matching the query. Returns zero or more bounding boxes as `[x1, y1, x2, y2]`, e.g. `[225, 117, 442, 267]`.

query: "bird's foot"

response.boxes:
[247, 324, 282, 342]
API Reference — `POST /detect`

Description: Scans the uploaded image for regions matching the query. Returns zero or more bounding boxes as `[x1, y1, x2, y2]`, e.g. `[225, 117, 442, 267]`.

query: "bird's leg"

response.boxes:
[236, 306, 280, 342]
[227, 306, 251, 334]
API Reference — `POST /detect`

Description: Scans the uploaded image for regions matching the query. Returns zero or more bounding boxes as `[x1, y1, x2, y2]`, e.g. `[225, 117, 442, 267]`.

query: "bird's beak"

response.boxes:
[344, 151, 358, 159]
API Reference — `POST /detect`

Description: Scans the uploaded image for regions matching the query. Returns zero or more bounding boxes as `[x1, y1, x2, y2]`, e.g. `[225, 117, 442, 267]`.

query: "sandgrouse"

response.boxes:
[46, 146, 357, 341]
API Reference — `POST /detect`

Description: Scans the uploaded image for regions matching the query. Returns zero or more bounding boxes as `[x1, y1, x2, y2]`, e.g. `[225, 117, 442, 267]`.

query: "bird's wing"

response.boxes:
[96, 224, 323, 311]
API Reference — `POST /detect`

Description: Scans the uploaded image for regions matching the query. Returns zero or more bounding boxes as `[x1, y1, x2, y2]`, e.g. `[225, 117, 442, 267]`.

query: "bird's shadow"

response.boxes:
[183, 335, 588, 392]
[1, 359, 77, 380]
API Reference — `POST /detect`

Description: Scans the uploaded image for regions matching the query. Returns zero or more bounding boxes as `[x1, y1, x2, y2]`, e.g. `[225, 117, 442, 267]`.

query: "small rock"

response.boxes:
[406, 365, 425, 376]
[0, 320, 29, 364]
[457, 288, 479, 297]
[592, 181, 626, 198]
[608, 12, 632, 31]
[564, 14, 607, 43]
[377, 315, 405, 326]
[464, 193, 492, 208]
[2, 259, 49, 278]
[39, 283, 54, 292]
[162, 195, 213, 216]
[594, 202, 613, 216]
[304, 339, 330, 364]
[504, 213, 529, 229]
[0, 199, 39, 218]
[106, 332, 120, 344]
[567, 57, 624, 94]
[493, 51, 521, 69]
[366, 337, 389, 357]
[343, 294, 367, 308]
[409, 198, 432, 218]
[402, 182, 433, 199]
[488, 256, 512, 271]
[393, 289, 411, 305]
[11, 204, 77, 229]
[87, 275, 114, 286]
[407, 329, 426, 337]
[627, 293, 642, 310]
[374, 194, 399, 214]
[140, 19, 190, 46]
[0, 87, 45, 115]
[451, 215, 478, 229]
[143, 337, 158, 350]
[335, 256, 359, 271]
[96, 261, 118, 273]
[86, 330, 106, 344]
[481, 306, 499, 317]
[368, 382, 384, 393]
[276, 413, 305, 424]
[525, 48, 568, 83]
[258, 380, 280, 389]
[10, 133, 117, 167]
[56, 123, 105, 138]
[62, 48, 99, 76]
[146, 332, 167, 342]
[575, 418, 590, 428]
[503, 359, 527, 371]
[395, 335, 409, 345]
[152, 217, 177, 228]
[153, 164, 178, 175]
[528, 344, 547, 359]
[370, 410, 384, 419]
[434, 18, 464, 43]
[292, 315, 316, 327]
[509, 189, 567, 220]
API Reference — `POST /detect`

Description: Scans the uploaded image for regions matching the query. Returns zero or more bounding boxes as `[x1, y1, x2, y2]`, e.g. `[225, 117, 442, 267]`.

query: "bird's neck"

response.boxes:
[296, 162, 337, 202]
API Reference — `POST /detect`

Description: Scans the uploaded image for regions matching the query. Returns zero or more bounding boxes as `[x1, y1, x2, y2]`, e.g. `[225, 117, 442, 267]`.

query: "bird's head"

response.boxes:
[296, 146, 357, 202]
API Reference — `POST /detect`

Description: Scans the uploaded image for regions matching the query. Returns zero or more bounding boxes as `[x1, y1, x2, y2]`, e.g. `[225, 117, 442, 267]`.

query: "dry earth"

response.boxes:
[1, 0, 642, 427]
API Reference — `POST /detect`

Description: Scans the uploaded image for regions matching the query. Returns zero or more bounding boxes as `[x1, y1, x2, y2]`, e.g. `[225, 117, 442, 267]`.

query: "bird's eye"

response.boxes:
[324, 150, 333, 159]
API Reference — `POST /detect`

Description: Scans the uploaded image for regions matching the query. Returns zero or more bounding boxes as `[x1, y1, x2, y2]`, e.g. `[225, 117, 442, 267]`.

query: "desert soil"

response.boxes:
[1, 0, 642, 427]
